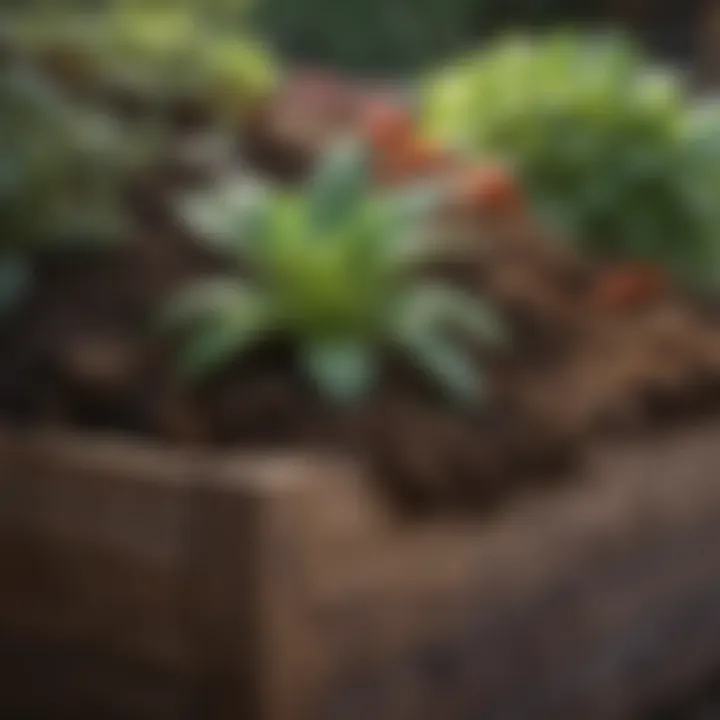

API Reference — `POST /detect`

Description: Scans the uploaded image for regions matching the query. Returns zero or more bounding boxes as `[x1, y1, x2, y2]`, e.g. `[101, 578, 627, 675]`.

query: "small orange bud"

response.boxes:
[361, 100, 416, 152]
[456, 164, 524, 214]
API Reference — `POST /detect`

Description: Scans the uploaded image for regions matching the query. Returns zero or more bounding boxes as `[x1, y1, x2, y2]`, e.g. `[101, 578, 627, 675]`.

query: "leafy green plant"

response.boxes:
[0, 62, 127, 319]
[423, 33, 720, 288]
[7, 7, 277, 120]
[164, 141, 503, 405]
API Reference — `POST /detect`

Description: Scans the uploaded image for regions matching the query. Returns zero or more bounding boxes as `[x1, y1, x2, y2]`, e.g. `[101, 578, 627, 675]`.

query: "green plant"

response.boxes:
[423, 32, 720, 288]
[8, 7, 277, 119]
[0, 62, 126, 319]
[164, 140, 503, 405]
[103, 7, 276, 114]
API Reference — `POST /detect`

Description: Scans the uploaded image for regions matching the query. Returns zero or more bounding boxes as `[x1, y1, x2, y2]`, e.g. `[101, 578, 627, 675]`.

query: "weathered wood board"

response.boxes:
[1, 422, 720, 719]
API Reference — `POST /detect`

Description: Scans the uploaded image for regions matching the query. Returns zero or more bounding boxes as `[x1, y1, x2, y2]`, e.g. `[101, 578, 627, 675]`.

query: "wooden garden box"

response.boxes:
[2, 420, 720, 719]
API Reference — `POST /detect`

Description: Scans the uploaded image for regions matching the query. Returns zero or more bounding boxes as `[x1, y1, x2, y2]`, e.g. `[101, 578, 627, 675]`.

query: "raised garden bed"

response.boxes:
[3, 15, 720, 719]
[3, 421, 720, 719]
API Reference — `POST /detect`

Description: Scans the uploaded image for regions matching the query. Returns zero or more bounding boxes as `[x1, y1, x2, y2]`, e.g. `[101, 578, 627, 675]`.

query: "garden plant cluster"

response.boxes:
[2, 6, 720, 509]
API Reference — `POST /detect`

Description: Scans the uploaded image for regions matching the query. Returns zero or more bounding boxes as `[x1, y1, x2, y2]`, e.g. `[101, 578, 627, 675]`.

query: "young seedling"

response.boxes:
[165, 140, 504, 406]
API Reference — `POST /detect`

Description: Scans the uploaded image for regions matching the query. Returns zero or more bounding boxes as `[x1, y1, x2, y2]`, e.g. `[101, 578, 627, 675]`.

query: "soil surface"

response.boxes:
[2, 71, 720, 513]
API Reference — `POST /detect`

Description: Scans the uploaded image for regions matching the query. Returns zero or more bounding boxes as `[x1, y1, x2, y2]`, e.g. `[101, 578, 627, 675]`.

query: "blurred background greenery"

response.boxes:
[6, 0, 700, 76]
[252, 0, 600, 75]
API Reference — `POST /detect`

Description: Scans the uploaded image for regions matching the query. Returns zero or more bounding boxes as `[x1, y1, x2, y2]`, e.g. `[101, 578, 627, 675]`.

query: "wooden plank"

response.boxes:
[0, 431, 336, 720]
[265, 422, 720, 720]
[187, 453, 346, 720]
[0, 429, 201, 718]
[3, 424, 720, 718]
[182, 456, 263, 720]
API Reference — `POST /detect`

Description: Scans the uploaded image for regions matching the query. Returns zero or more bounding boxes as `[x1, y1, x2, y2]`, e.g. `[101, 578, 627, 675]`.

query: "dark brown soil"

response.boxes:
[3, 64, 720, 513]
[3, 165, 720, 515]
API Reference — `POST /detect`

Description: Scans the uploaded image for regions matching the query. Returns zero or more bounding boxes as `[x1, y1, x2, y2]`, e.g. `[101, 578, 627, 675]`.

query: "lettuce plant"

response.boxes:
[165, 141, 503, 405]
[423, 33, 720, 288]
[0, 62, 126, 319]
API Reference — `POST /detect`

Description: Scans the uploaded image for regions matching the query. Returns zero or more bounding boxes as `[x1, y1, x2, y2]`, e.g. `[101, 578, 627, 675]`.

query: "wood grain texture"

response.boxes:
[257, 423, 720, 720]
[2, 424, 720, 719]
[0, 429, 199, 718]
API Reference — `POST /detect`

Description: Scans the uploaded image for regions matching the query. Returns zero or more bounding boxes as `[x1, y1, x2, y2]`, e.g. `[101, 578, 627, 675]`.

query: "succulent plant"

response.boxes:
[0, 62, 127, 319]
[165, 140, 504, 405]
[423, 32, 720, 289]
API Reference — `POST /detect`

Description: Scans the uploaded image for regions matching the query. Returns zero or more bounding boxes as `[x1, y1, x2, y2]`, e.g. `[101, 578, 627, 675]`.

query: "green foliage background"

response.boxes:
[3, 0, 601, 74]
[252, 0, 600, 74]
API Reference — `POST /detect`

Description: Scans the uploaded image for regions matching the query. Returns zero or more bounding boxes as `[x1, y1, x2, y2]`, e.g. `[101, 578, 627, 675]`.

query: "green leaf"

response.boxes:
[307, 139, 370, 234]
[387, 285, 500, 404]
[0, 256, 31, 321]
[423, 32, 720, 290]
[299, 339, 377, 405]
[161, 279, 265, 329]
[452, 295, 506, 347]
[164, 280, 276, 379]
[377, 182, 449, 266]
[182, 179, 271, 255]
[391, 284, 505, 346]
[402, 333, 485, 404]
[178, 320, 253, 379]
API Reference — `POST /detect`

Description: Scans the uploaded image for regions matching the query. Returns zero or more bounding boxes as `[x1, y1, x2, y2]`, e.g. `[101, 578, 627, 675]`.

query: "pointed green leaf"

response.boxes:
[307, 138, 370, 234]
[178, 321, 249, 379]
[160, 279, 257, 330]
[377, 181, 449, 266]
[440, 291, 506, 347]
[181, 179, 271, 255]
[300, 339, 377, 405]
[390, 285, 505, 347]
[402, 333, 485, 404]
[169, 281, 275, 379]
[176, 293, 274, 380]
